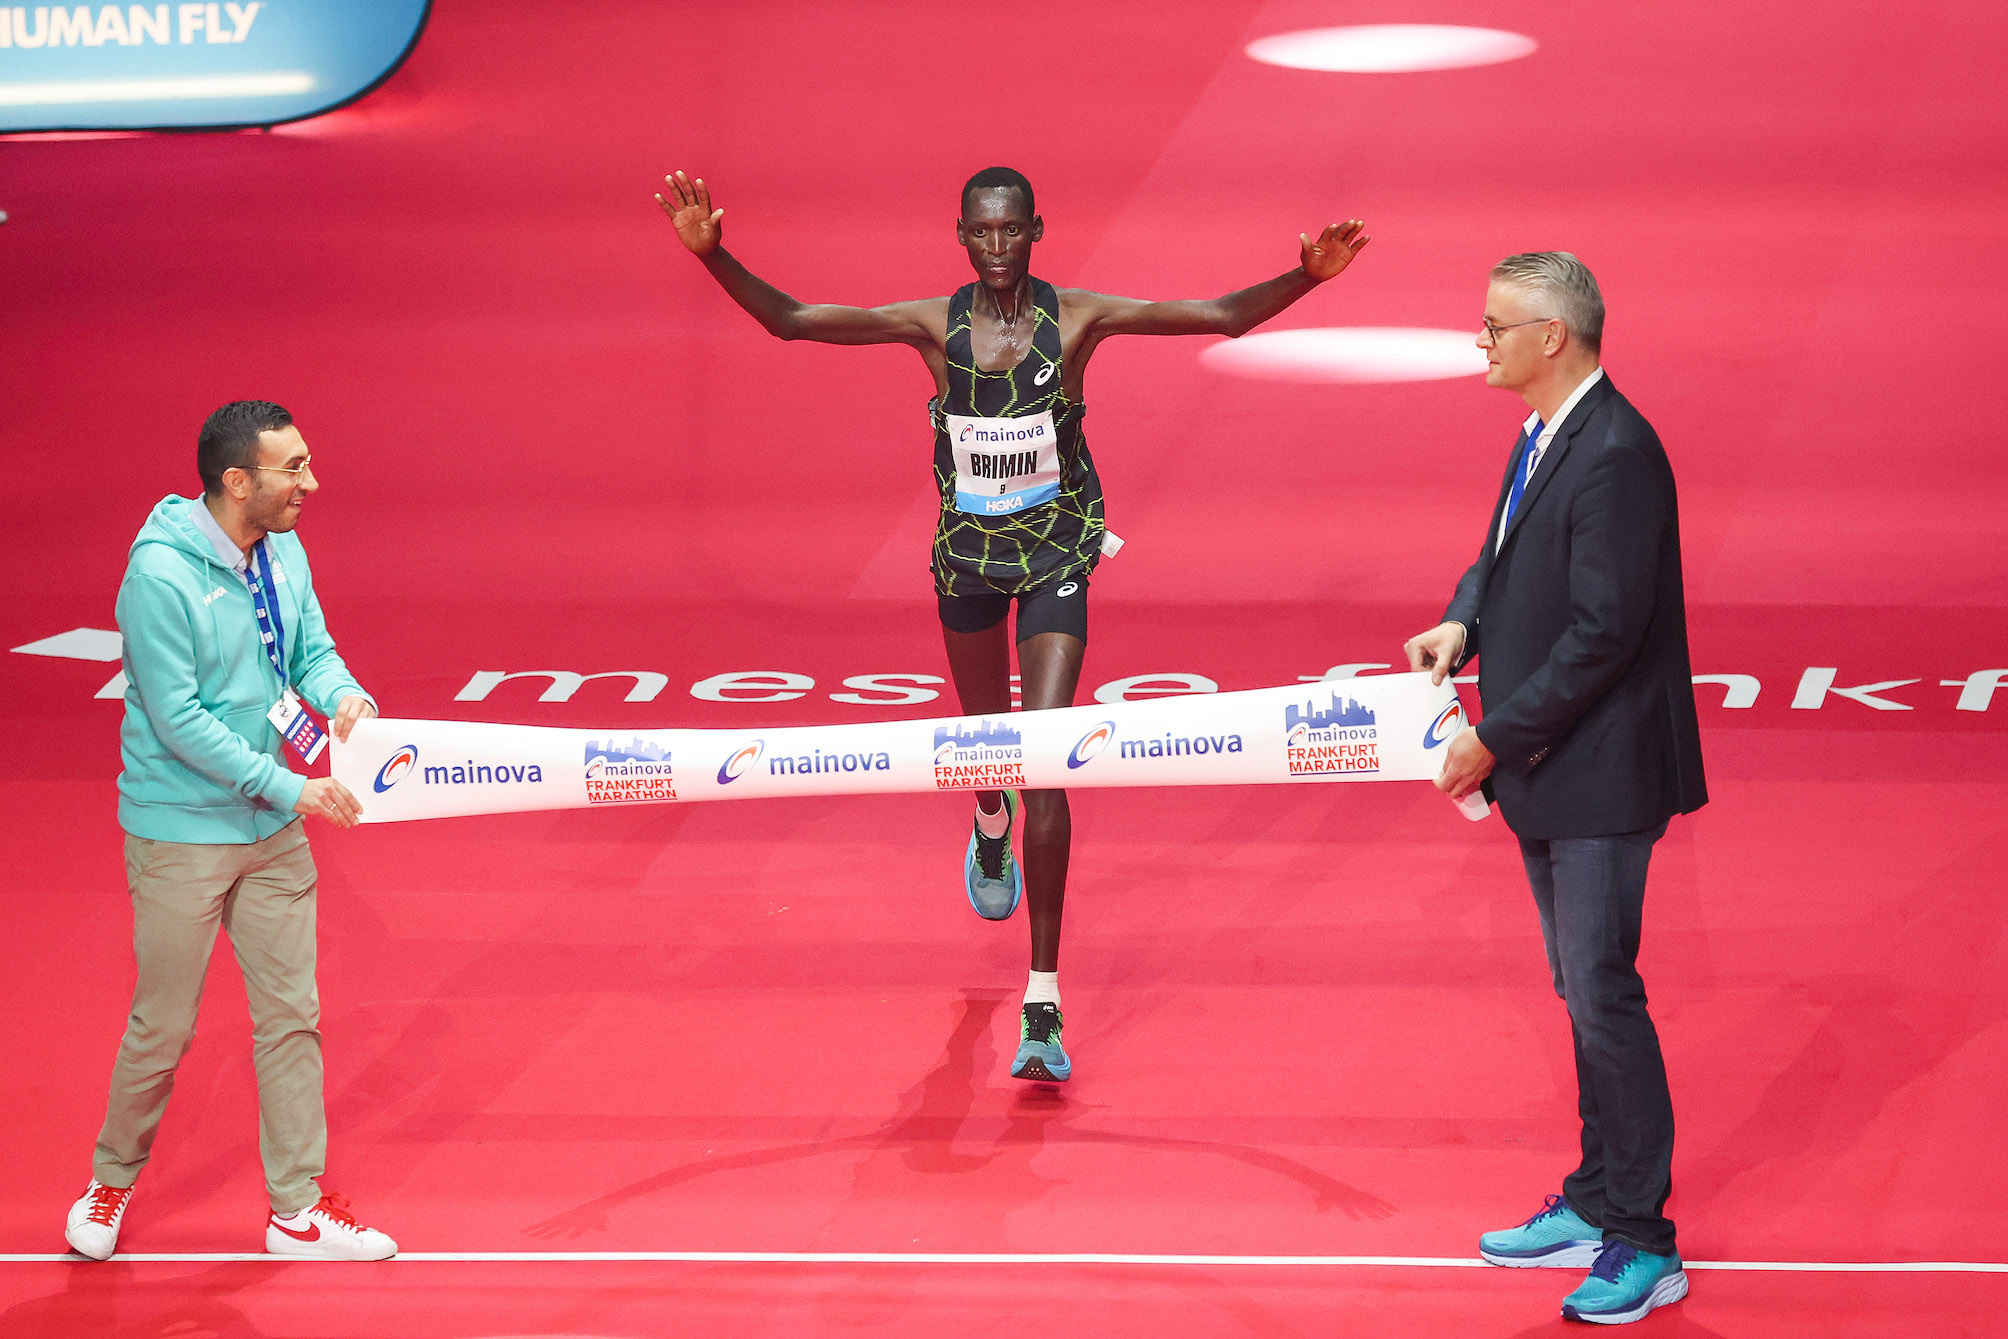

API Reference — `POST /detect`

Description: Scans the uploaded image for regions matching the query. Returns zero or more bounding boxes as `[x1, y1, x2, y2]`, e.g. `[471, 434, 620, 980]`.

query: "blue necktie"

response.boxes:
[1502, 419, 1545, 529]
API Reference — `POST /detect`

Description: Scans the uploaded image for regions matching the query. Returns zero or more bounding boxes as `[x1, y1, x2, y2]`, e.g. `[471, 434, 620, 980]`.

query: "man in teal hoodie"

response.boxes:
[65, 401, 397, 1262]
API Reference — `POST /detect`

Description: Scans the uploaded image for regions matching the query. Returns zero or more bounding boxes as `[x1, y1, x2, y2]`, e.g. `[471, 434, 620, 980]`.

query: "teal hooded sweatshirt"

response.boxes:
[117, 495, 370, 843]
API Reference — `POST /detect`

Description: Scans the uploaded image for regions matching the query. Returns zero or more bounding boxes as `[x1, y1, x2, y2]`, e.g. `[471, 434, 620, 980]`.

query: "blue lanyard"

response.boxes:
[244, 540, 289, 687]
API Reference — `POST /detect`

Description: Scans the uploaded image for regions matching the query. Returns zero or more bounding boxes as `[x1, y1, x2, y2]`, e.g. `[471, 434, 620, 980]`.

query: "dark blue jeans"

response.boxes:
[1519, 821, 1676, 1256]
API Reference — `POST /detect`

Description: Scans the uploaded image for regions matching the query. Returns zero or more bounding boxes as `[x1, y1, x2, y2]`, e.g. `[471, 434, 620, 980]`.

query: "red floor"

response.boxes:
[3, 1, 2006, 1335]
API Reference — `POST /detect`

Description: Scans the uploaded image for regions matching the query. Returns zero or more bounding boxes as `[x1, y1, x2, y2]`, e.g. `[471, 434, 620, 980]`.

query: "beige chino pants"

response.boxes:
[93, 819, 326, 1213]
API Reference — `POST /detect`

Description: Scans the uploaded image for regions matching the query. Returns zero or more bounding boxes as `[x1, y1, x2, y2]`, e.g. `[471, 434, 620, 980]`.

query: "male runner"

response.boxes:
[656, 166, 1370, 1081]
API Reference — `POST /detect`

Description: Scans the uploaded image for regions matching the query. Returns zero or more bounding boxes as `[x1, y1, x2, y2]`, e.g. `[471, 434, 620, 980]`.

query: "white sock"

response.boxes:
[1024, 970, 1060, 1007]
[975, 795, 1010, 839]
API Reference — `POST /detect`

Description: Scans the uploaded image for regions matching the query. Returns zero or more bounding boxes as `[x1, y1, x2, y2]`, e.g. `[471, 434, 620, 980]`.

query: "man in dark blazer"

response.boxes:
[1404, 252, 1706, 1326]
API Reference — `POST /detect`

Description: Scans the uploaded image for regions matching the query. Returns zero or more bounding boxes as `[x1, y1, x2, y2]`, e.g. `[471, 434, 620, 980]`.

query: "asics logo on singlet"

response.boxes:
[1056, 582, 1079, 598]
[1034, 363, 1056, 385]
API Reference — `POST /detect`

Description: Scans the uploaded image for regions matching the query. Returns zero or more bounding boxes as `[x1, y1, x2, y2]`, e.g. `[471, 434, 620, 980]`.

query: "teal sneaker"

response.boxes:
[1010, 1002, 1071, 1082]
[1561, 1240, 1688, 1325]
[1480, 1194, 1603, 1267]
[964, 790, 1022, 920]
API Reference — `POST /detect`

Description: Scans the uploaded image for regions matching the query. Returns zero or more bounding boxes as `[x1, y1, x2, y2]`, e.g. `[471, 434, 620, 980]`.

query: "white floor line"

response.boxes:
[2, 1252, 2005, 1272]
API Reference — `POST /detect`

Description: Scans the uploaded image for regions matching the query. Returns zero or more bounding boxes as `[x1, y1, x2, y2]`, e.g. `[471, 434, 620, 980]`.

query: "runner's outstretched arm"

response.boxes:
[1072, 220, 1372, 340]
[655, 171, 943, 346]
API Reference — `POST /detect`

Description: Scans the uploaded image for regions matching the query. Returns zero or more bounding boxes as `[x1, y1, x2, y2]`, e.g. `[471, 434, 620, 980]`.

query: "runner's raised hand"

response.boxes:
[1300, 219, 1371, 282]
[656, 170, 723, 256]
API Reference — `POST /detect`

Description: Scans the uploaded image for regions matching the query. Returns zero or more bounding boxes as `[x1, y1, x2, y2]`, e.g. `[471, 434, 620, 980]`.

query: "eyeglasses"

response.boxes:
[249, 456, 313, 477]
[1481, 317, 1558, 343]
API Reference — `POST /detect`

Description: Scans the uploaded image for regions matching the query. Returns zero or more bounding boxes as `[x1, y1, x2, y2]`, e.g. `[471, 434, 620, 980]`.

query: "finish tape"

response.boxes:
[333, 672, 1488, 824]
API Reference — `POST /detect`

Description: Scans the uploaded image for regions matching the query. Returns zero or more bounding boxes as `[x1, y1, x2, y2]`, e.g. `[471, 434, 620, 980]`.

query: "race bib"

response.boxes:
[948, 411, 1060, 516]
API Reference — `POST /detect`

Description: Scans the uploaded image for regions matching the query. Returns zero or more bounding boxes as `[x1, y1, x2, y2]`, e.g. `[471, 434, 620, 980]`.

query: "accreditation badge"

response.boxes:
[268, 688, 329, 764]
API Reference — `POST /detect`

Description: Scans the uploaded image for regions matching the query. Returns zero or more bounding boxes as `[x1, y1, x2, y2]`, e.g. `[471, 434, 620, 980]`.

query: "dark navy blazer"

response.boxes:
[1444, 374, 1708, 839]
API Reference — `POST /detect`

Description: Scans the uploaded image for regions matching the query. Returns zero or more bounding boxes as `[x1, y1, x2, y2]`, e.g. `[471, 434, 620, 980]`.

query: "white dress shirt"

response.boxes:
[1497, 366, 1605, 552]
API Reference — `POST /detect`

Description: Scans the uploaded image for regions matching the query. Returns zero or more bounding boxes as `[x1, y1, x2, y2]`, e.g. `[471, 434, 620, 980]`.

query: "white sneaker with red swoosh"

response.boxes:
[265, 1193, 397, 1260]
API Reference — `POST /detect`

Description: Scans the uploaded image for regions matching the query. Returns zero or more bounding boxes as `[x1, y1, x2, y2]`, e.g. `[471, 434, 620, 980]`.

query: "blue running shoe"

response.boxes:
[1010, 1002, 1071, 1082]
[1479, 1194, 1604, 1268]
[964, 790, 1022, 920]
[1561, 1241, 1688, 1325]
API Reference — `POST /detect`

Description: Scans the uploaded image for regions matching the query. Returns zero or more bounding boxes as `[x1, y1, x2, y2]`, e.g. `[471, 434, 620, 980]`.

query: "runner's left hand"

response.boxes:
[331, 695, 376, 743]
[1300, 220, 1371, 282]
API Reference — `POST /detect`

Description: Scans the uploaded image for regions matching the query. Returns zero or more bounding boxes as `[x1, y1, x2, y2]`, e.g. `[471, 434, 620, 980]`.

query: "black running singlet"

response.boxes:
[930, 278, 1105, 596]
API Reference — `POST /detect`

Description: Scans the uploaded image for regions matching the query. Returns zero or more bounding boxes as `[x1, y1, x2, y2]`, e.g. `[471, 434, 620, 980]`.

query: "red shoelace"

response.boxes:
[303, 1192, 360, 1228]
[85, 1185, 132, 1227]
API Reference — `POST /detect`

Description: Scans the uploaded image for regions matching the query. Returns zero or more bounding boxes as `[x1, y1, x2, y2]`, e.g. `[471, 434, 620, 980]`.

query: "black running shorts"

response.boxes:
[937, 573, 1089, 644]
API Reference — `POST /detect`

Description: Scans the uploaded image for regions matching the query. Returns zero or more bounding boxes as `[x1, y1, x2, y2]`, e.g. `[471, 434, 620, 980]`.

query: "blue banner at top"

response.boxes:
[0, 1, 431, 132]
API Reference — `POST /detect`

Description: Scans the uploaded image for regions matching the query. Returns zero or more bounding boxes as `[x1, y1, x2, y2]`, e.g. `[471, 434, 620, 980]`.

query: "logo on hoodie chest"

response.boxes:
[202, 585, 230, 607]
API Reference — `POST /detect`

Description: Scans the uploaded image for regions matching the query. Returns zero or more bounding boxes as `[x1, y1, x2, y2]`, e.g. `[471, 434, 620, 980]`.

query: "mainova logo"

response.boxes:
[1067, 721, 1116, 769]
[717, 739, 765, 785]
[934, 718, 1026, 789]
[967, 422, 1048, 444]
[1424, 701, 1463, 748]
[769, 747, 891, 778]
[374, 745, 419, 793]
[1284, 692, 1380, 776]
[1118, 730, 1244, 761]
[421, 758, 546, 786]
[584, 736, 676, 804]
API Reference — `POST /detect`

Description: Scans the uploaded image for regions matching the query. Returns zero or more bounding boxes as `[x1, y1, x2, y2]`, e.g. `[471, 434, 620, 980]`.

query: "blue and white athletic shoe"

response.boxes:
[1560, 1240, 1689, 1325]
[1010, 1002, 1071, 1082]
[964, 790, 1022, 920]
[1479, 1194, 1604, 1268]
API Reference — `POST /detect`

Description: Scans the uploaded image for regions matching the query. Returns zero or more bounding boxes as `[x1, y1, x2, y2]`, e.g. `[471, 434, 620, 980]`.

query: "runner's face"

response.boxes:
[957, 188, 1040, 291]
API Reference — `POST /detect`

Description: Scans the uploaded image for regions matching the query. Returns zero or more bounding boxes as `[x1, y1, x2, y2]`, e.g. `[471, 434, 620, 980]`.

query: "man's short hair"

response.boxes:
[961, 166, 1035, 219]
[198, 400, 293, 496]
[1491, 252, 1604, 355]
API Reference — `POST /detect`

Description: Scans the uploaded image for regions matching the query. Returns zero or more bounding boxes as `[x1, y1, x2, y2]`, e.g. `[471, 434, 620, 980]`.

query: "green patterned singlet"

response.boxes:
[929, 278, 1106, 596]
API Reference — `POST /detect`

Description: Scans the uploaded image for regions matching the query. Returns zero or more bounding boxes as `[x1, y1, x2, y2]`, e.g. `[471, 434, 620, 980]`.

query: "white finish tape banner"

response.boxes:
[332, 673, 1487, 824]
